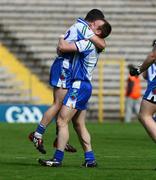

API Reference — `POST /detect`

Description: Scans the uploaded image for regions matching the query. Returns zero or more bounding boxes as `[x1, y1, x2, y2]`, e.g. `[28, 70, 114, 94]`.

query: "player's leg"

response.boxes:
[38, 80, 92, 167]
[72, 110, 91, 151]
[138, 99, 156, 141]
[56, 105, 77, 151]
[29, 87, 67, 154]
[53, 112, 77, 153]
[72, 110, 97, 167]
[39, 105, 77, 167]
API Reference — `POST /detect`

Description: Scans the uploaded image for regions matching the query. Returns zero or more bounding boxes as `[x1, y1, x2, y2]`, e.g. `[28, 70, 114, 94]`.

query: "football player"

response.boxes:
[38, 19, 111, 167]
[29, 9, 106, 154]
[130, 40, 156, 142]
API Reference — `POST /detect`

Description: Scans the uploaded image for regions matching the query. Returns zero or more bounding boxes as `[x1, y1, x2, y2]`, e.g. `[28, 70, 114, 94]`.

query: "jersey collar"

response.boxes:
[77, 18, 89, 26]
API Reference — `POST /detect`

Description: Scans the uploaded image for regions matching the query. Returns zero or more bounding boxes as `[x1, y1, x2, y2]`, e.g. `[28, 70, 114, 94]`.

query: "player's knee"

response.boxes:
[57, 113, 68, 128]
[138, 111, 151, 123]
[53, 101, 62, 111]
[57, 118, 67, 128]
[138, 112, 145, 122]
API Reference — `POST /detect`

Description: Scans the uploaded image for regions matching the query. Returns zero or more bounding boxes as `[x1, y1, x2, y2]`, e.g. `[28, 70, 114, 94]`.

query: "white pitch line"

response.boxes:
[15, 156, 27, 159]
[102, 155, 143, 158]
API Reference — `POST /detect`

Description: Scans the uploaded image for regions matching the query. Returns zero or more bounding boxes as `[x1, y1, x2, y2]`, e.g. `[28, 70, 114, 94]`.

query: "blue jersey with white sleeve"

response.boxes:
[143, 75, 156, 103]
[143, 63, 156, 103]
[72, 39, 101, 82]
[63, 39, 102, 110]
[146, 63, 156, 84]
[49, 18, 95, 88]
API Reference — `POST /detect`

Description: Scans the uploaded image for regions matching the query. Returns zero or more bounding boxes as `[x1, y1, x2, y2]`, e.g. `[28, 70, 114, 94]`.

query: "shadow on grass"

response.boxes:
[0, 159, 79, 169]
[0, 160, 39, 167]
[0, 159, 155, 171]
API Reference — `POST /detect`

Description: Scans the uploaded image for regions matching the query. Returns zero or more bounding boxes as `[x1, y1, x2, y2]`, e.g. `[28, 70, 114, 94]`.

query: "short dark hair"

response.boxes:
[152, 40, 156, 47]
[127, 64, 135, 70]
[98, 19, 112, 38]
[85, 9, 105, 22]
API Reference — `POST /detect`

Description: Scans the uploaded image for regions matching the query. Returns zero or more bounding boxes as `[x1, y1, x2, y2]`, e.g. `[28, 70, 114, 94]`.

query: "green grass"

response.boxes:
[0, 122, 156, 180]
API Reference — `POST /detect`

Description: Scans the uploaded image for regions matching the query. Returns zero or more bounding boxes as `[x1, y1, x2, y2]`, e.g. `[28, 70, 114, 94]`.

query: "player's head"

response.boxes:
[85, 9, 105, 22]
[91, 19, 112, 38]
[97, 19, 112, 38]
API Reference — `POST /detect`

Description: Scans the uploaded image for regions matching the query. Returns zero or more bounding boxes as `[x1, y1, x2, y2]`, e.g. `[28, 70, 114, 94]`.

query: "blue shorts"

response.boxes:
[143, 77, 156, 104]
[63, 80, 92, 110]
[49, 57, 72, 89]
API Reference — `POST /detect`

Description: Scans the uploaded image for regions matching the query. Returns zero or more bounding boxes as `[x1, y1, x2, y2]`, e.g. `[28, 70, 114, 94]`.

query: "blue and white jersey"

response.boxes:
[49, 18, 95, 88]
[63, 39, 102, 110]
[64, 18, 94, 42]
[72, 39, 100, 81]
[143, 75, 156, 103]
[147, 63, 156, 84]
[60, 18, 95, 60]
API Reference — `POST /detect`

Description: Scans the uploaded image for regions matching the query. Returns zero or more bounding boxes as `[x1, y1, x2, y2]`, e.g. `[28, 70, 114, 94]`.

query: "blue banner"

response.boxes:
[0, 104, 50, 123]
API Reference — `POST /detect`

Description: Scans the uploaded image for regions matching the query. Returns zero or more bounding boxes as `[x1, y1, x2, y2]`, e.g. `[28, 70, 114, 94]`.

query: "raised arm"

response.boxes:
[57, 35, 77, 53]
[130, 41, 156, 76]
[89, 35, 106, 49]
[142, 71, 148, 80]
[139, 51, 156, 73]
[58, 35, 106, 53]
[76, 22, 106, 50]
[58, 36, 99, 54]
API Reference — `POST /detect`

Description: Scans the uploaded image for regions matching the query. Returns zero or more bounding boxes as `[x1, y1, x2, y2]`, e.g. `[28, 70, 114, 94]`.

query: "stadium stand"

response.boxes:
[0, 0, 156, 120]
[0, 44, 52, 104]
[0, 66, 33, 103]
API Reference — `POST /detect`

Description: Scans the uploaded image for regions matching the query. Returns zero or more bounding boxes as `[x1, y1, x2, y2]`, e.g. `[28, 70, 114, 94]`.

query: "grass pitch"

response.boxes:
[0, 122, 156, 180]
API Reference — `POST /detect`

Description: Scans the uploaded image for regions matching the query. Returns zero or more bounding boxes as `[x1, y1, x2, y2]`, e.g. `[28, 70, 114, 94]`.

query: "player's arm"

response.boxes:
[139, 52, 156, 73]
[142, 71, 147, 80]
[130, 53, 156, 76]
[58, 36, 96, 53]
[58, 35, 77, 53]
[130, 40, 156, 76]
[80, 25, 106, 50]
[89, 35, 106, 50]
[58, 35, 106, 52]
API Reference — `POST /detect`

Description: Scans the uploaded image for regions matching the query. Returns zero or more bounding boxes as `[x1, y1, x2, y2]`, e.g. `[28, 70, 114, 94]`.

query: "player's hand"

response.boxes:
[129, 66, 140, 76]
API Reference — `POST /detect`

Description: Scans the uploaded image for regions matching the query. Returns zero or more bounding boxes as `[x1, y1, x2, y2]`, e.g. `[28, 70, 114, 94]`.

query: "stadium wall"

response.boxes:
[0, 104, 50, 123]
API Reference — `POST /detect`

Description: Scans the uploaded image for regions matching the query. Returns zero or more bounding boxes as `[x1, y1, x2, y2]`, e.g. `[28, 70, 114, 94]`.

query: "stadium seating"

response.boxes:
[0, 66, 37, 103]
[0, 0, 156, 120]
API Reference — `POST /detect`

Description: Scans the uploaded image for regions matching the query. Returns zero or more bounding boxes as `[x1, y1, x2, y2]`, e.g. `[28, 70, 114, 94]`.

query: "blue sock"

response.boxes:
[85, 151, 95, 162]
[53, 149, 64, 162]
[36, 123, 46, 135]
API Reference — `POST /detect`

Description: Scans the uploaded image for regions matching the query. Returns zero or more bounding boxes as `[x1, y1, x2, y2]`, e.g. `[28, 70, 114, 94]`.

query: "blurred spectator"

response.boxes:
[124, 64, 142, 123]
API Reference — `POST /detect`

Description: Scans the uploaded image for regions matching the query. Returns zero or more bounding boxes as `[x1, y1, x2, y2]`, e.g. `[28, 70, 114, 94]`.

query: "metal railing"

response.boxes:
[97, 59, 125, 123]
